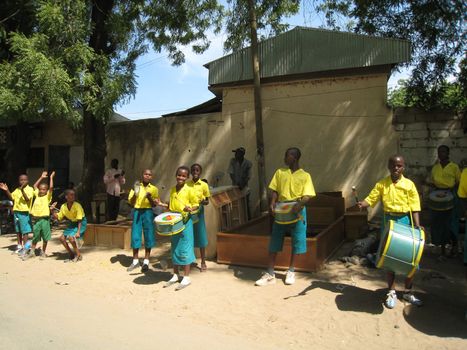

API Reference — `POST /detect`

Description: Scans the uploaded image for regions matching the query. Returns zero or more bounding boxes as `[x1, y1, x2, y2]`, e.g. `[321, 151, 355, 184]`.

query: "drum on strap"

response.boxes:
[428, 190, 454, 211]
[190, 208, 200, 224]
[154, 212, 184, 236]
[274, 201, 299, 225]
[376, 220, 425, 277]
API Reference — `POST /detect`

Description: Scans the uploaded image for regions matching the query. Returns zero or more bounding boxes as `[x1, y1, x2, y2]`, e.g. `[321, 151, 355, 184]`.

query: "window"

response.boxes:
[27, 147, 45, 168]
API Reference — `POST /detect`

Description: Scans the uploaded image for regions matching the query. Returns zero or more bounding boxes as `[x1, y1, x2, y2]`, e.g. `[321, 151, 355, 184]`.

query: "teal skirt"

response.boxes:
[171, 217, 195, 266]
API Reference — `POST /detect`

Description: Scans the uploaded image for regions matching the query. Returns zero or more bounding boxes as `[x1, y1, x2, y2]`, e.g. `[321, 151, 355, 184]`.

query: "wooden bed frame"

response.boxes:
[216, 192, 346, 272]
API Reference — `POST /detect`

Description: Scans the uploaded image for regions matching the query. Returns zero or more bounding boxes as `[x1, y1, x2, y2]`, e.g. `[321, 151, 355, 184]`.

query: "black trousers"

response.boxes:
[106, 194, 121, 221]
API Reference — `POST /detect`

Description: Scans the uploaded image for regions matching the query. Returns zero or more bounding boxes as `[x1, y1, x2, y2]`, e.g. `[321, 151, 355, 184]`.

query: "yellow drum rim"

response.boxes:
[376, 221, 394, 268]
[428, 206, 454, 211]
[407, 228, 425, 278]
[275, 218, 300, 225]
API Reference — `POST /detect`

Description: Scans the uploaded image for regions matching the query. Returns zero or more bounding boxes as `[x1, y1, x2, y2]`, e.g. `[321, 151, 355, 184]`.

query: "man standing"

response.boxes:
[103, 158, 125, 221]
[228, 147, 252, 218]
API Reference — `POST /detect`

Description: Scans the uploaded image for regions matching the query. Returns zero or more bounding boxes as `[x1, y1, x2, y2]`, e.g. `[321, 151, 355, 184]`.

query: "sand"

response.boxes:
[0, 230, 466, 350]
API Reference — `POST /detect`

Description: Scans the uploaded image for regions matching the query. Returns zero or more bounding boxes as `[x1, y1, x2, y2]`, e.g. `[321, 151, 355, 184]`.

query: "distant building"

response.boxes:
[107, 27, 410, 214]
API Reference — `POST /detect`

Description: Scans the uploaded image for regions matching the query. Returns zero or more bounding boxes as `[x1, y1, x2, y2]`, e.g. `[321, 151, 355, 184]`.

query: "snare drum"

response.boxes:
[274, 201, 299, 224]
[154, 212, 185, 236]
[428, 190, 454, 211]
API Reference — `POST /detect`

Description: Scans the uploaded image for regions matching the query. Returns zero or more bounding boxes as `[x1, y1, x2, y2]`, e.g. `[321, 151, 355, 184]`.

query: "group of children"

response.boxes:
[253, 146, 465, 311]
[0, 172, 87, 262]
[127, 164, 210, 290]
[2, 145, 465, 308]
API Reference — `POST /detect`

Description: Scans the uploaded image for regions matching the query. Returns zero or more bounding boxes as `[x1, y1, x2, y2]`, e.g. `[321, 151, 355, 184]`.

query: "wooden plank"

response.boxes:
[216, 216, 345, 272]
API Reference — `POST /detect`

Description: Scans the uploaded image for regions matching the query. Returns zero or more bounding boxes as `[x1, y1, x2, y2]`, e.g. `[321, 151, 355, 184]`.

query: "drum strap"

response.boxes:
[406, 190, 417, 267]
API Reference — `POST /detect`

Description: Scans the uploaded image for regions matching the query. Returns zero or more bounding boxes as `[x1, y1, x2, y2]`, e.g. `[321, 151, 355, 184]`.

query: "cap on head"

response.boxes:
[232, 147, 246, 155]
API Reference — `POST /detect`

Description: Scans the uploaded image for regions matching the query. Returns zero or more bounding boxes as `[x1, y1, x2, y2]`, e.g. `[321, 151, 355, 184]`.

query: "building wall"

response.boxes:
[393, 108, 467, 195]
[28, 121, 83, 186]
[106, 112, 231, 202]
[222, 73, 398, 215]
[107, 73, 399, 218]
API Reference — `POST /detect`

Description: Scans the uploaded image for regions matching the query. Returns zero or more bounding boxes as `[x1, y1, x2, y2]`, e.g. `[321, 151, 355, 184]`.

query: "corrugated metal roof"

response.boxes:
[205, 27, 410, 86]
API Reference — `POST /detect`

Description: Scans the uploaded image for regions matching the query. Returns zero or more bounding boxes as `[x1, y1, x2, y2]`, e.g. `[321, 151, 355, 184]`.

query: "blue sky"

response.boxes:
[115, 5, 408, 120]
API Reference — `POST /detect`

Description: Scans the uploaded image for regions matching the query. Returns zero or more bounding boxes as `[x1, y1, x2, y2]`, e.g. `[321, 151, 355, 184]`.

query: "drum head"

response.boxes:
[429, 190, 453, 202]
[155, 212, 182, 223]
[275, 201, 297, 213]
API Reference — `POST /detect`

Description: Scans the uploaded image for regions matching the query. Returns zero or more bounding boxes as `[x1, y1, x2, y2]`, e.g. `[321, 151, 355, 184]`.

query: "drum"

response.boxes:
[191, 208, 200, 224]
[154, 212, 185, 236]
[376, 220, 425, 277]
[428, 190, 454, 211]
[274, 201, 299, 224]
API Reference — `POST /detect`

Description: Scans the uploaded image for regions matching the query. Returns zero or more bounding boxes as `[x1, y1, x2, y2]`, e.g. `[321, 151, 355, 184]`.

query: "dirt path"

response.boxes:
[0, 231, 466, 349]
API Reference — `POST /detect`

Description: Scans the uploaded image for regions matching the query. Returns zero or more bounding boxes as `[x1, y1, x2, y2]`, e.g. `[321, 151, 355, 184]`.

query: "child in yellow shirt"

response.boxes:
[255, 148, 316, 287]
[23, 171, 55, 260]
[187, 163, 211, 271]
[429, 145, 461, 258]
[52, 189, 87, 262]
[359, 155, 423, 309]
[164, 166, 199, 290]
[127, 169, 160, 273]
[0, 174, 34, 254]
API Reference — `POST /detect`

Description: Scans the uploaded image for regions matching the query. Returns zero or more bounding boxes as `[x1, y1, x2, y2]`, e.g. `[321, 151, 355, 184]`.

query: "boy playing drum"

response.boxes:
[255, 147, 315, 286]
[358, 155, 423, 309]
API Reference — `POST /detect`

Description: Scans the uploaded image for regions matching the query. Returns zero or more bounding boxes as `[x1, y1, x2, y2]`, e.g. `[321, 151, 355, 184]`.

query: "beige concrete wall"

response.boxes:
[222, 74, 399, 215]
[106, 112, 233, 202]
[106, 73, 399, 218]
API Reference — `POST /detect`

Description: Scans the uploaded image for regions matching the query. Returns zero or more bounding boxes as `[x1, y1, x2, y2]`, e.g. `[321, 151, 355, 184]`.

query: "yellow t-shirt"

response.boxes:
[431, 162, 461, 189]
[128, 183, 159, 209]
[30, 189, 52, 217]
[365, 175, 421, 213]
[269, 168, 316, 202]
[186, 179, 210, 203]
[169, 184, 198, 218]
[11, 185, 34, 212]
[458, 168, 467, 198]
[57, 202, 85, 222]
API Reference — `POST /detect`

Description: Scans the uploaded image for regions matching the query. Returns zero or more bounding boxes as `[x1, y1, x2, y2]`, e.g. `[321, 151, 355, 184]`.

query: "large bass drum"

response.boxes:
[376, 220, 425, 277]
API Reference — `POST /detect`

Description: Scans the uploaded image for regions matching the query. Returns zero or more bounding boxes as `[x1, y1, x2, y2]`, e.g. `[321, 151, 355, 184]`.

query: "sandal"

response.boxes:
[73, 255, 83, 263]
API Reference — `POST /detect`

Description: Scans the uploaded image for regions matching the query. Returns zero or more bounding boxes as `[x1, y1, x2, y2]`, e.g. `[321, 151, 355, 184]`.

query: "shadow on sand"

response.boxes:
[403, 291, 467, 339]
[132, 269, 172, 285]
[285, 280, 386, 314]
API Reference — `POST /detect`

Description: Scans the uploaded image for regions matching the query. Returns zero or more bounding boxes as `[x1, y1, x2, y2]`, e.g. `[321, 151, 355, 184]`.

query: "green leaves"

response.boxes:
[317, 0, 467, 111]
[223, 0, 300, 52]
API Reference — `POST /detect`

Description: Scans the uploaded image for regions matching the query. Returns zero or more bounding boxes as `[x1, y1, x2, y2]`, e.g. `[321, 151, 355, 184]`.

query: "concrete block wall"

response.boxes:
[393, 108, 466, 192]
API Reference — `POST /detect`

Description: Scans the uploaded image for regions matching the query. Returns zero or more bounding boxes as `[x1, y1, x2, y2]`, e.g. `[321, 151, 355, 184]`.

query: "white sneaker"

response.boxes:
[175, 276, 191, 291]
[385, 290, 397, 309]
[285, 270, 295, 285]
[255, 272, 276, 286]
[403, 293, 423, 306]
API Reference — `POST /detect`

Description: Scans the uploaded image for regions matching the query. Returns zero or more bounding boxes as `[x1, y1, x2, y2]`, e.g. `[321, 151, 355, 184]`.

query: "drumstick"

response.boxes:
[352, 186, 359, 203]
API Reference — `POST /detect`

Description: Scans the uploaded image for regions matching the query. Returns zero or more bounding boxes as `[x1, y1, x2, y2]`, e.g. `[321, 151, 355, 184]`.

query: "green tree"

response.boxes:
[315, 0, 467, 109]
[0, 0, 222, 218]
[389, 79, 467, 112]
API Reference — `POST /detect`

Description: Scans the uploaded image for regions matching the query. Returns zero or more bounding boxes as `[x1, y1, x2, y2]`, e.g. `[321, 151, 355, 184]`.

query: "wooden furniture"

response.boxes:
[84, 223, 132, 249]
[216, 192, 345, 272]
[203, 186, 248, 259]
[344, 210, 368, 240]
[91, 193, 107, 224]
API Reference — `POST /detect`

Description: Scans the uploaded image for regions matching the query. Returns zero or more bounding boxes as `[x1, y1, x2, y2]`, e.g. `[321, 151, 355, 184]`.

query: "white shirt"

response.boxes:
[103, 168, 126, 196]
